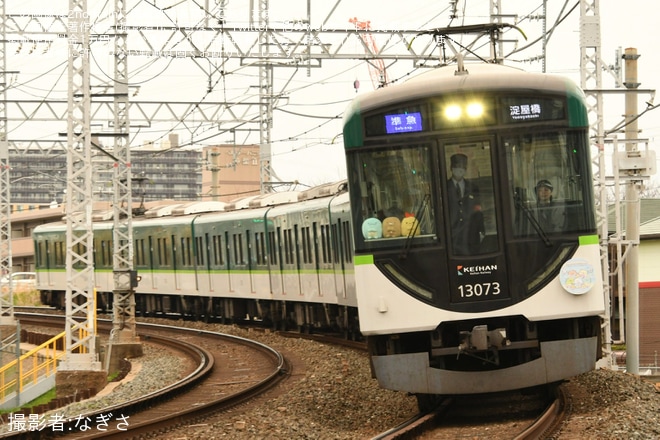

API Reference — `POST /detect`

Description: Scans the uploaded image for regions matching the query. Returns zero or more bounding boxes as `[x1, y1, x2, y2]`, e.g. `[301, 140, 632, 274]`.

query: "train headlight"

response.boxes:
[444, 104, 462, 120]
[467, 102, 484, 118]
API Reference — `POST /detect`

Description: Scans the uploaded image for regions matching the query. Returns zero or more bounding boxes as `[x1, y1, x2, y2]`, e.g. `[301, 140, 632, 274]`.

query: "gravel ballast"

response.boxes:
[8, 320, 659, 439]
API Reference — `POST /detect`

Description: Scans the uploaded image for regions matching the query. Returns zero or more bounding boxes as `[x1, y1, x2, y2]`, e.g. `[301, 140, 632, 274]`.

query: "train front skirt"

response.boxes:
[370, 336, 598, 394]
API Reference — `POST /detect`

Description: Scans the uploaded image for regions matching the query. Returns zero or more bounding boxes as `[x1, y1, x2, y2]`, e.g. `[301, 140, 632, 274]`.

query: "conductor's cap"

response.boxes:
[536, 179, 553, 190]
[450, 153, 468, 168]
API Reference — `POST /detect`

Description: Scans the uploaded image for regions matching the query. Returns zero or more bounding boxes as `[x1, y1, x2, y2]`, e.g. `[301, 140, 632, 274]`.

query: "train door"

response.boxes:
[207, 231, 224, 293]
[148, 236, 156, 289]
[313, 220, 334, 301]
[332, 220, 344, 300]
[224, 231, 232, 292]
[252, 228, 271, 296]
[268, 223, 285, 296]
[332, 218, 351, 301]
[246, 229, 254, 293]
[299, 220, 319, 301]
[203, 233, 212, 292]
[281, 223, 301, 296]
[441, 138, 509, 304]
[227, 228, 237, 293]
[267, 221, 284, 296]
[171, 234, 180, 290]
[41, 239, 52, 287]
[228, 227, 249, 294]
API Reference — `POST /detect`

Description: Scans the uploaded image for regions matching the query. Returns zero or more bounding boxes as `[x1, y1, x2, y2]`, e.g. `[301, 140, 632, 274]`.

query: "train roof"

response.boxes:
[224, 195, 260, 210]
[349, 63, 584, 114]
[33, 180, 349, 234]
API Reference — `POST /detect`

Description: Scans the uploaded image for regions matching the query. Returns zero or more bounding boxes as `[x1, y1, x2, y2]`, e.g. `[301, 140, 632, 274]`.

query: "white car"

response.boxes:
[0, 272, 36, 290]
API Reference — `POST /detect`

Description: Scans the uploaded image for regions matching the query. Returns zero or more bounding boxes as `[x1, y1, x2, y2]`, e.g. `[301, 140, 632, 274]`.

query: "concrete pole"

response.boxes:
[624, 47, 640, 374]
[210, 147, 221, 201]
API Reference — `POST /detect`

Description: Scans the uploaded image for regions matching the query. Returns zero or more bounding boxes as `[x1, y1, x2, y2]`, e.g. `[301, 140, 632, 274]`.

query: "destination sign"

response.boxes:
[384, 112, 423, 134]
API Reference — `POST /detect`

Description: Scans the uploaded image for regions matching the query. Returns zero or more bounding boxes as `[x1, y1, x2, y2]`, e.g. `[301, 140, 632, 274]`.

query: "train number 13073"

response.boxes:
[457, 282, 501, 298]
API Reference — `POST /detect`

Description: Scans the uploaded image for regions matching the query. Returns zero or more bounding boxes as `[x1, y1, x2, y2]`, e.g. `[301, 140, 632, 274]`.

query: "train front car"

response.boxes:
[343, 63, 605, 403]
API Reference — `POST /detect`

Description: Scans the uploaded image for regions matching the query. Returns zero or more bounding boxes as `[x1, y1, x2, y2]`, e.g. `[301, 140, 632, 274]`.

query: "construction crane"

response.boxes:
[349, 17, 389, 89]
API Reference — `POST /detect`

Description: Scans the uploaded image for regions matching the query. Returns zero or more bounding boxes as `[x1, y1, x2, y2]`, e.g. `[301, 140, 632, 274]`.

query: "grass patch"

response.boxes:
[11, 288, 42, 307]
[0, 388, 56, 416]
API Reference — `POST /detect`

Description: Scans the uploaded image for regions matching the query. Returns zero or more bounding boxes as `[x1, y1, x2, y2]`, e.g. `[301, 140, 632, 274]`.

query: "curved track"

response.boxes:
[373, 386, 567, 439]
[4, 313, 288, 439]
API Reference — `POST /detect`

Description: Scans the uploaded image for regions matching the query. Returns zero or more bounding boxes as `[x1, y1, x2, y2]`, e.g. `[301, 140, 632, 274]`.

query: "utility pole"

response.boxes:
[208, 147, 222, 201]
[489, 0, 506, 64]
[623, 47, 640, 374]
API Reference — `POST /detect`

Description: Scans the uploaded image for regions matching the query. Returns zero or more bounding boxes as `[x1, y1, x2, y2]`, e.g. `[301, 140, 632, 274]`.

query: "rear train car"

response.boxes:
[34, 182, 358, 336]
[342, 63, 605, 404]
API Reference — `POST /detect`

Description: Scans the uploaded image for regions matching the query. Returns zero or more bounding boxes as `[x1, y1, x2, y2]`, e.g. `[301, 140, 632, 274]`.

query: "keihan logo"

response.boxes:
[458, 264, 498, 276]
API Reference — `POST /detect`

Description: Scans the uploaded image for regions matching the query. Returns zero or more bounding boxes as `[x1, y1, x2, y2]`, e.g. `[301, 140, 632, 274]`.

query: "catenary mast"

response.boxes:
[0, 0, 15, 327]
[106, 0, 142, 366]
[60, 0, 102, 374]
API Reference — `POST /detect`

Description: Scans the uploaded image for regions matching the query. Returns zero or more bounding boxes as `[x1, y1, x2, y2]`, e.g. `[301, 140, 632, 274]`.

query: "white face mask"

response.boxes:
[452, 167, 466, 179]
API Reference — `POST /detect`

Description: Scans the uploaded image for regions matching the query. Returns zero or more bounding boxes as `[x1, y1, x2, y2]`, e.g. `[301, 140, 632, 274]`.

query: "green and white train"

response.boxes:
[35, 61, 606, 405]
[34, 181, 359, 336]
[342, 62, 605, 405]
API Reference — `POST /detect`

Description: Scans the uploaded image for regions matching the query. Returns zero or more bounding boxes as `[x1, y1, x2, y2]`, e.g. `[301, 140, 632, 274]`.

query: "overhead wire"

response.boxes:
[7, 63, 67, 136]
[604, 102, 660, 137]
[9, 2, 590, 162]
[506, 1, 576, 59]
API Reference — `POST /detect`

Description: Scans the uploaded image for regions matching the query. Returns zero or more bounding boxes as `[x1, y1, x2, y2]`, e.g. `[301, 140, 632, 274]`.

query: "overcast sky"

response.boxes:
[6, 1, 659, 190]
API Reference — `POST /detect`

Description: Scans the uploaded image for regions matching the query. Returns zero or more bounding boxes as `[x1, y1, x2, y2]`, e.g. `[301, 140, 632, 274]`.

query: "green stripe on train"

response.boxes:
[36, 268, 352, 276]
[342, 100, 363, 148]
[354, 255, 374, 265]
[579, 235, 599, 245]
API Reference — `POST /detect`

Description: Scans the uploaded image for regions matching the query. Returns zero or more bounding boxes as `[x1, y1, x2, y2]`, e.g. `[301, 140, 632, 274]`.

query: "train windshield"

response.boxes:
[351, 145, 436, 244]
[505, 130, 596, 237]
[443, 140, 498, 256]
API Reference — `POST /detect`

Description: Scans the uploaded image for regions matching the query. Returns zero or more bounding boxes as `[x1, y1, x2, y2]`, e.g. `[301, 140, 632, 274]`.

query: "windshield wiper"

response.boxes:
[400, 193, 430, 259]
[514, 191, 552, 247]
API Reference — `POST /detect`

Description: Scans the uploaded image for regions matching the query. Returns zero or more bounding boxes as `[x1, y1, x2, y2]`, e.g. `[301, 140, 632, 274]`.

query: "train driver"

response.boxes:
[535, 179, 565, 232]
[447, 153, 484, 255]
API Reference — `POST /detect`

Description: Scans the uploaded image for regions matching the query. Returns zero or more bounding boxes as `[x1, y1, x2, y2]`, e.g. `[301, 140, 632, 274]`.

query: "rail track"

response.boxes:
[6, 309, 571, 439]
[373, 385, 567, 439]
[3, 313, 288, 439]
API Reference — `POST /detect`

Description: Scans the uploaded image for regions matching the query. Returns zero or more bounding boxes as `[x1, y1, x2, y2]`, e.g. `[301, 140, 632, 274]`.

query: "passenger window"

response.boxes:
[353, 145, 435, 245]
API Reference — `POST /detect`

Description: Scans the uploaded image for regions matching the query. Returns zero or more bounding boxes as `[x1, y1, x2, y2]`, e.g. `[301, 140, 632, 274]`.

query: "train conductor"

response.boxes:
[447, 153, 484, 255]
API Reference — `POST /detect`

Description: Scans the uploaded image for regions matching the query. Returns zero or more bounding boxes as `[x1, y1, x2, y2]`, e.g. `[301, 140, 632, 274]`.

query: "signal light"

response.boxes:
[130, 270, 141, 288]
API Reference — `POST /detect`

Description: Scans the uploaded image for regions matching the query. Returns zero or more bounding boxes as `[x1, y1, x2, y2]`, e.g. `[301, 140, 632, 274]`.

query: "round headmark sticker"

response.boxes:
[559, 258, 595, 295]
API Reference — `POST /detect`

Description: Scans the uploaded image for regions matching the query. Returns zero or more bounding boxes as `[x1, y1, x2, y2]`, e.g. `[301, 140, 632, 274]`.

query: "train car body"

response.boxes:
[342, 63, 605, 401]
[34, 183, 358, 335]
